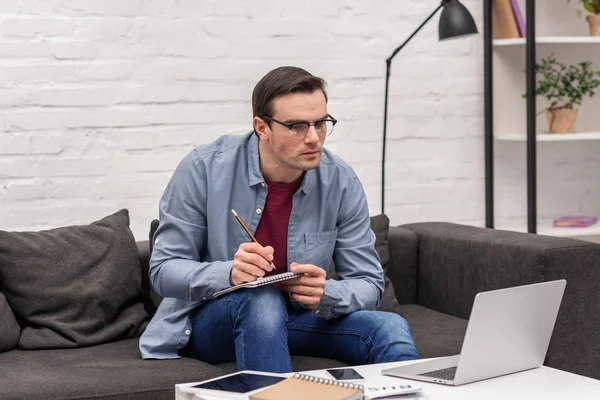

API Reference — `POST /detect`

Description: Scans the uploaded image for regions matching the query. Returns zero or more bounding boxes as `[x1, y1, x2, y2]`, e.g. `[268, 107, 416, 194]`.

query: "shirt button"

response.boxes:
[154, 238, 160, 245]
[315, 310, 320, 314]
[184, 329, 191, 336]
[256, 208, 262, 215]
[261, 182, 266, 187]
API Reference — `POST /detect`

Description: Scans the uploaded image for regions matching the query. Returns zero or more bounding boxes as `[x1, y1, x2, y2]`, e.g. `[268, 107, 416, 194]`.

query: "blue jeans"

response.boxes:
[188, 286, 420, 373]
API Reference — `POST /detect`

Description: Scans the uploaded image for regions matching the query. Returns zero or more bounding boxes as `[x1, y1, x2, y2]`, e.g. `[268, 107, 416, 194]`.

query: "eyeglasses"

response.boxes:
[260, 114, 337, 140]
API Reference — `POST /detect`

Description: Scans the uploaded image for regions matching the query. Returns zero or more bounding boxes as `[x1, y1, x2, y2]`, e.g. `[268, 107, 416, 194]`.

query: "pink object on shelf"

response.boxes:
[509, 0, 526, 37]
[553, 216, 597, 228]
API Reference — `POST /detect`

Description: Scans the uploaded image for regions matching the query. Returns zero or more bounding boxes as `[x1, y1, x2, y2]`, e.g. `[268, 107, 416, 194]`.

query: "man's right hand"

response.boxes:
[230, 242, 274, 286]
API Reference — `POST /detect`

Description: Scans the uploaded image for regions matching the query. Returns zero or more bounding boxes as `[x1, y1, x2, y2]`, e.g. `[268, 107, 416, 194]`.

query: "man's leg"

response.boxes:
[188, 285, 292, 373]
[287, 310, 419, 365]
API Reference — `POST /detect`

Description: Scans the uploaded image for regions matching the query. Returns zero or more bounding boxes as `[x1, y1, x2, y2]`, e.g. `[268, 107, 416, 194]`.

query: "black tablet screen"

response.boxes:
[192, 373, 286, 393]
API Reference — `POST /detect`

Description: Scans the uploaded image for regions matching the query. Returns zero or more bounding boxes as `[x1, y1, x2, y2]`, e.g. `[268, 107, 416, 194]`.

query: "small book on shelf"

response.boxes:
[492, 0, 520, 39]
[553, 216, 597, 228]
[213, 272, 304, 298]
[249, 373, 364, 400]
[509, 0, 526, 37]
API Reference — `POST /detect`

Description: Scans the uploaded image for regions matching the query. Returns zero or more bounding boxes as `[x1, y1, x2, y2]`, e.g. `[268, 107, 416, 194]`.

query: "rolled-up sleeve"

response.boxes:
[149, 151, 231, 301]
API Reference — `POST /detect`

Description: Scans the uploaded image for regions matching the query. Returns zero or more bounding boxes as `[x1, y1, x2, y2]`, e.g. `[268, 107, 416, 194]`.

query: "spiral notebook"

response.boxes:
[213, 272, 304, 298]
[249, 373, 364, 400]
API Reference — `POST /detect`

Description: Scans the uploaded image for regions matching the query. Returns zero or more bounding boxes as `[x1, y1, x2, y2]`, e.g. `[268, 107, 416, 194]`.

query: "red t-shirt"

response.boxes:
[254, 174, 303, 289]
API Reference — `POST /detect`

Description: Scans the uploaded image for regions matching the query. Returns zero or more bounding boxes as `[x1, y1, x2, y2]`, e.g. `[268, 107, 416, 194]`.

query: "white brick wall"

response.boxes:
[1, 0, 596, 241]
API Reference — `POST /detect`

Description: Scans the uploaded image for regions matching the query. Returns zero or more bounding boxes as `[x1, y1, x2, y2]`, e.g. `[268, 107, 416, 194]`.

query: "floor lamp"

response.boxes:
[381, 0, 478, 215]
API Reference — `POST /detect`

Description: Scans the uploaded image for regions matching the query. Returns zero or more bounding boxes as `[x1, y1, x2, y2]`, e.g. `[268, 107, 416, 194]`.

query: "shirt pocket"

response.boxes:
[304, 229, 338, 270]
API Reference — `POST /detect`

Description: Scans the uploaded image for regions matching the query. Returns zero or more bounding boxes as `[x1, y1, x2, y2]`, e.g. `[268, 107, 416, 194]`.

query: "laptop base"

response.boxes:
[382, 355, 459, 386]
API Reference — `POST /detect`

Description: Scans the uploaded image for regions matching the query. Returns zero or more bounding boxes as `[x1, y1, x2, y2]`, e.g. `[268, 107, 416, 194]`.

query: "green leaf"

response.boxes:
[524, 54, 600, 108]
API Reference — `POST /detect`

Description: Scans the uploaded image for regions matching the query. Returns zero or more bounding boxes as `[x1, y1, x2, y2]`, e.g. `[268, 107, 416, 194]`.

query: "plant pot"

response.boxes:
[587, 14, 600, 36]
[545, 108, 579, 134]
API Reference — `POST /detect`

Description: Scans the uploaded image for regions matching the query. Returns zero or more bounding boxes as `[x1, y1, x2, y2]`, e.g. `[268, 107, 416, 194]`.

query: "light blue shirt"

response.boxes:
[139, 131, 384, 359]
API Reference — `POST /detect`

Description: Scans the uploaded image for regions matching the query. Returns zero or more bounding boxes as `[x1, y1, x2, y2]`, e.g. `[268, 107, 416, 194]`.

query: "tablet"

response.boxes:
[175, 370, 288, 400]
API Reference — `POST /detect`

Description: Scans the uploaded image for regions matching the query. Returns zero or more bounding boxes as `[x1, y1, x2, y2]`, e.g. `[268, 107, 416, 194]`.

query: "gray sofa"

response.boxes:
[1, 219, 598, 400]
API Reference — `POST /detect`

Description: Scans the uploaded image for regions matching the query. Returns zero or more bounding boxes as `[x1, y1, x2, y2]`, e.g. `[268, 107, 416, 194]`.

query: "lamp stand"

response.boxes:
[381, 3, 444, 215]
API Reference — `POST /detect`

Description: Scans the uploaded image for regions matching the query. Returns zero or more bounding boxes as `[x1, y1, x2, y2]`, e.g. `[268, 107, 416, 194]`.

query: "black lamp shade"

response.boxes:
[439, 0, 478, 40]
[380, 0, 478, 215]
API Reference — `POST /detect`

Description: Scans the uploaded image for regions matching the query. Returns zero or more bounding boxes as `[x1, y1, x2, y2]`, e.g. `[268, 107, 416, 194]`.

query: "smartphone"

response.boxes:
[325, 368, 365, 381]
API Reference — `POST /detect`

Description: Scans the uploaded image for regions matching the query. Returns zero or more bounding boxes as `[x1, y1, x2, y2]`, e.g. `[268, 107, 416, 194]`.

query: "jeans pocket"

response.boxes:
[304, 229, 337, 270]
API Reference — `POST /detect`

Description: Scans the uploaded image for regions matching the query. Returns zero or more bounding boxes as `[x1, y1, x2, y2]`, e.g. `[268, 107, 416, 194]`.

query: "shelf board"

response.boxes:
[495, 131, 600, 142]
[493, 36, 600, 46]
[498, 223, 600, 238]
[541, 225, 600, 238]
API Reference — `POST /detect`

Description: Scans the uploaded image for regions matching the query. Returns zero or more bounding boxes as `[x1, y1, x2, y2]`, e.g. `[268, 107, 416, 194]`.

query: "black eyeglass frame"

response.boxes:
[260, 114, 338, 139]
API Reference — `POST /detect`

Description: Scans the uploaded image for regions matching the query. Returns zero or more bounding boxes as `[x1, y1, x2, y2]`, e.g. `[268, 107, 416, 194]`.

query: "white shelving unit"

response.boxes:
[542, 225, 600, 238]
[493, 36, 600, 140]
[494, 36, 600, 46]
[498, 223, 600, 238]
[495, 131, 600, 142]
[491, 29, 600, 241]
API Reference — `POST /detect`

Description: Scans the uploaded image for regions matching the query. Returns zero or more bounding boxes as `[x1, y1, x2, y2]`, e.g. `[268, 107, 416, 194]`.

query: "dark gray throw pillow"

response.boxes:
[0, 209, 148, 350]
[0, 291, 20, 352]
[368, 214, 402, 313]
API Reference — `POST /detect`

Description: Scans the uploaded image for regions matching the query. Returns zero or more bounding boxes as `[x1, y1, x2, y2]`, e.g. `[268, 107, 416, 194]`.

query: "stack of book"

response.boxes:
[553, 216, 598, 228]
[493, 0, 526, 39]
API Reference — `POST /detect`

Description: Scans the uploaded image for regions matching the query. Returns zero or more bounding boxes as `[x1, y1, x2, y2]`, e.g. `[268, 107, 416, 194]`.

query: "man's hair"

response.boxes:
[252, 66, 328, 123]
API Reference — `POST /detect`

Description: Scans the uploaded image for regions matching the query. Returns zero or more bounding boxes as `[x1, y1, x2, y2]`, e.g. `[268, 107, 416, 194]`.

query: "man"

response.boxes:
[139, 66, 419, 372]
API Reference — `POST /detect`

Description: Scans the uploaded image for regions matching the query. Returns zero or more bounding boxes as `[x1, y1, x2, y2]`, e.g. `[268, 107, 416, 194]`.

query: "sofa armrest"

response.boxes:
[386, 226, 418, 305]
[402, 221, 600, 379]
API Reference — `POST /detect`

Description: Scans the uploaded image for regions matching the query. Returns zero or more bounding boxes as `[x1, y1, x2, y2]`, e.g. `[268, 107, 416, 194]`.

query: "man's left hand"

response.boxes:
[282, 263, 326, 310]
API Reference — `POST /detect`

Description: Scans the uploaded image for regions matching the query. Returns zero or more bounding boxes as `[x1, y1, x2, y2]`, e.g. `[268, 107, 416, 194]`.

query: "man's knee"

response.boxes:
[230, 286, 287, 325]
[378, 312, 412, 337]
[351, 311, 411, 334]
[232, 285, 285, 307]
[353, 311, 416, 346]
[374, 312, 420, 361]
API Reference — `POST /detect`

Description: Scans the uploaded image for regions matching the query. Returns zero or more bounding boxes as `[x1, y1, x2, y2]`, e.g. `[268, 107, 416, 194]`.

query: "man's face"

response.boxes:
[263, 90, 328, 174]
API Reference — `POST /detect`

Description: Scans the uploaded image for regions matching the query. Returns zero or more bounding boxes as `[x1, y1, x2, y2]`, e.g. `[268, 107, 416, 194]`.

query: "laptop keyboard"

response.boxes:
[418, 366, 457, 381]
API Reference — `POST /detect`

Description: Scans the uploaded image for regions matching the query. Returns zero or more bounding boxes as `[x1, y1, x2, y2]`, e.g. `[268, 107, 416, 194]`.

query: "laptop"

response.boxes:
[382, 279, 566, 386]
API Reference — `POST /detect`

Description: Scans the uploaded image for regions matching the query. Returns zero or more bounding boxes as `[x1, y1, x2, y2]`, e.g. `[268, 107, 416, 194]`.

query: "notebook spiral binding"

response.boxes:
[292, 373, 365, 391]
[256, 272, 304, 285]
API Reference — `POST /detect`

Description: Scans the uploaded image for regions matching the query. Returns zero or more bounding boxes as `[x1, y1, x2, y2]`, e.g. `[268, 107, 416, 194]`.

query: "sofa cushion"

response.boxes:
[0, 338, 225, 400]
[0, 209, 148, 350]
[397, 304, 468, 359]
[0, 291, 20, 353]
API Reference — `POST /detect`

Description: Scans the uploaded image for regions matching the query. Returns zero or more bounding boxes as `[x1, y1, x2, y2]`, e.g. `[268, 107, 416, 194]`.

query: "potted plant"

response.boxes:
[527, 55, 600, 134]
[569, 0, 600, 36]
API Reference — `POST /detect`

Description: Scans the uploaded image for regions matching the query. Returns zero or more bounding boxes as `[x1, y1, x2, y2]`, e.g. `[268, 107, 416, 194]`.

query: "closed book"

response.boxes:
[492, 0, 520, 39]
[249, 373, 364, 400]
[509, 0, 526, 37]
[553, 216, 597, 227]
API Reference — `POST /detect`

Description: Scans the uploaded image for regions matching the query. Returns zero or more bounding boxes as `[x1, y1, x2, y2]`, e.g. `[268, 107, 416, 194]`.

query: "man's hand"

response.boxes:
[230, 243, 274, 286]
[282, 263, 326, 310]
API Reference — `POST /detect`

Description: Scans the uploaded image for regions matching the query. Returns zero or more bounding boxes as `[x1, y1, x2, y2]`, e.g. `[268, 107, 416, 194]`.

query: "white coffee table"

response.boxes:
[181, 358, 600, 399]
[302, 359, 600, 400]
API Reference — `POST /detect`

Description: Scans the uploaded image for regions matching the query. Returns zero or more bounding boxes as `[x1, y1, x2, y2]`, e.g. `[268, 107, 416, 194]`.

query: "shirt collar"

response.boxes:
[247, 131, 264, 186]
[246, 130, 317, 195]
